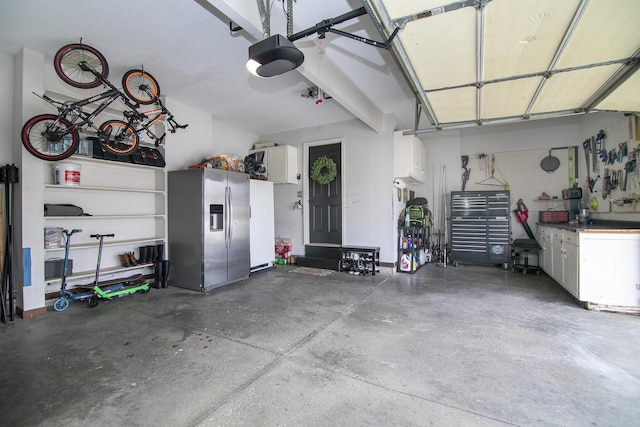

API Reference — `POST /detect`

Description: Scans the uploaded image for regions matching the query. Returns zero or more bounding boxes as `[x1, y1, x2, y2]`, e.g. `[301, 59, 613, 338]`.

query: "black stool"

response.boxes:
[512, 239, 541, 275]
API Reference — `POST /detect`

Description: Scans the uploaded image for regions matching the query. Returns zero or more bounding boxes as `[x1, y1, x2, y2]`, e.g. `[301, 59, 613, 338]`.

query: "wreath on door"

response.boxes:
[310, 156, 337, 185]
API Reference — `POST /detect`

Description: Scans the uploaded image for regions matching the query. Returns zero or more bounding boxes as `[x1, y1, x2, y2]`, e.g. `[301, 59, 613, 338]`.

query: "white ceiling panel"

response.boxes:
[596, 70, 640, 112]
[483, 0, 580, 80]
[399, 7, 477, 89]
[481, 77, 542, 119]
[532, 65, 621, 113]
[427, 87, 476, 123]
[555, 0, 640, 68]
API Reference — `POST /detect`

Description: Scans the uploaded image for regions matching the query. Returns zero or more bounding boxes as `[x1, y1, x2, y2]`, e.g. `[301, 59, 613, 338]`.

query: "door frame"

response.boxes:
[303, 138, 346, 245]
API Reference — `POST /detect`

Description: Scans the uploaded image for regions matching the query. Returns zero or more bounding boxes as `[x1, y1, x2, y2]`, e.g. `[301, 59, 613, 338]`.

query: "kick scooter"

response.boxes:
[53, 231, 149, 311]
[85, 234, 150, 307]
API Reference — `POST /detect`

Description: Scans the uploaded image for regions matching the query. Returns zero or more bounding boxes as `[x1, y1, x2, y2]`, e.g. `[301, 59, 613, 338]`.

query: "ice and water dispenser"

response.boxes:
[210, 204, 223, 231]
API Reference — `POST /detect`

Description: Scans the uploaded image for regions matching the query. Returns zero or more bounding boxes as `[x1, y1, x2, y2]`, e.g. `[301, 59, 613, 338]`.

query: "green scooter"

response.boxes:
[53, 232, 149, 311]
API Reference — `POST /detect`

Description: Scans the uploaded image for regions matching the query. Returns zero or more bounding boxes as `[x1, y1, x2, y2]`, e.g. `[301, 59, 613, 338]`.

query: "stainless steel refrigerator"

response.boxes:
[167, 168, 250, 292]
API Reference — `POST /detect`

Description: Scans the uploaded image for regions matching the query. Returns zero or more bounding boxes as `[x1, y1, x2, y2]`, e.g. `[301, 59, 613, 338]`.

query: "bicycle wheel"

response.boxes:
[54, 43, 109, 89]
[21, 114, 79, 161]
[98, 120, 139, 155]
[122, 69, 161, 104]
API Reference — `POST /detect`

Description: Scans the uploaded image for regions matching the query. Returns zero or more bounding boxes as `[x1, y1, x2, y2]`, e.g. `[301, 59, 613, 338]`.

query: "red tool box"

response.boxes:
[539, 210, 570, 223]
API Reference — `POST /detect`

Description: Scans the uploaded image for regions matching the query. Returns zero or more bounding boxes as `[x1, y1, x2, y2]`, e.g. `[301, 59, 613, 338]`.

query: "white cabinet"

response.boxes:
[562, 232, 579, 298]
[249, 179, 275, 271]
[537, 224, 640, 308]
[393, 131, 425, 184]
[43, 157, 165, 294]
[249, 145, 297, 184]
[536, 227, 551, 271]
[551, 230, 564, 284]
[579, 232, 640, 308]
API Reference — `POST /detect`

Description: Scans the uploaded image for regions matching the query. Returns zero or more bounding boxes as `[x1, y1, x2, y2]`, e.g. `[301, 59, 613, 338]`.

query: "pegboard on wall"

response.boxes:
[582, 115, 640, 216]
[461, 149, 576, 239]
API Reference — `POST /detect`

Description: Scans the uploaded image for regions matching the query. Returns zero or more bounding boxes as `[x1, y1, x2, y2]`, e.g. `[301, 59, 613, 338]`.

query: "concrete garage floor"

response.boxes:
[1, 263, 639, 426]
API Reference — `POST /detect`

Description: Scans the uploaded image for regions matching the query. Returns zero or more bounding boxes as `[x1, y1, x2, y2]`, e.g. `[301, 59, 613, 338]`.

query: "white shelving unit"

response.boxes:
[42, 156, 166, 293]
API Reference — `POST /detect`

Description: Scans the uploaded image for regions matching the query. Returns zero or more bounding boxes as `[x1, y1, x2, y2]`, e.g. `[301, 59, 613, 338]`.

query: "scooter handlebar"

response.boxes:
[90, 233, 115, 239]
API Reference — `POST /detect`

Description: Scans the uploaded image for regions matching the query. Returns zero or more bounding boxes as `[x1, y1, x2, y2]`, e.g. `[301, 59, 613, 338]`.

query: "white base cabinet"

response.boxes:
[537, 224, 640, 308]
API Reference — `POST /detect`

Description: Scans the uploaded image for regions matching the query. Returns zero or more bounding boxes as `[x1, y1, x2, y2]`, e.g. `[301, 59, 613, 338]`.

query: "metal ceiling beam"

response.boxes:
[423, 58, 636, 93]
[402, 108, 593, 135]
[524, 0, 590, 117]
[475, 3, 486, 124]
[392, 0, 492, 29]
[363, 0, 440, 128]
[581, 49, 640, 113]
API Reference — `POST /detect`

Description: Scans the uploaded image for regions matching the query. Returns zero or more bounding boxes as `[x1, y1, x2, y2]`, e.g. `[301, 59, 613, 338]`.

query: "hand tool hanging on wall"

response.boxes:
[601, 168, 612, 200]
[1, 164, 19, 324]
[583, 139, 598, 192]
[461, 156, 470, 191]
[623, 151, 636, 191]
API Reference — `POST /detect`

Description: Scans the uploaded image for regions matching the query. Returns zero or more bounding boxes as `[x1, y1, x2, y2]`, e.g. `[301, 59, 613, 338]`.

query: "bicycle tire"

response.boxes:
[21, 114, 79, 161]
[122, 69, 161, 105]
[54, 43, 109, 89]
[98, 120, 139, 155]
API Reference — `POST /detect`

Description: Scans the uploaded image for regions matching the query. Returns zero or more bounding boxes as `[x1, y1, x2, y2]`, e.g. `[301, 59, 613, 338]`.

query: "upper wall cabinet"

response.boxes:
[249, 145, 298, 184]
[393, 131, 425, 184]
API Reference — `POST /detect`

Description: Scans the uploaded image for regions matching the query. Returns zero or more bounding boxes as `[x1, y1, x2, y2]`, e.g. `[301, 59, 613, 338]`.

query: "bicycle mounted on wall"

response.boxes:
[21, 42, 187, 161]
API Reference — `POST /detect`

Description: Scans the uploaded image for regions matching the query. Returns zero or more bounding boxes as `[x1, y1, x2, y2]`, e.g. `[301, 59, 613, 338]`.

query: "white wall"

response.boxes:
[0, 52, 13, 165]
[415, 113, 640, 242]
[163, 98, 258, 171]
[260, 116, 398, 264]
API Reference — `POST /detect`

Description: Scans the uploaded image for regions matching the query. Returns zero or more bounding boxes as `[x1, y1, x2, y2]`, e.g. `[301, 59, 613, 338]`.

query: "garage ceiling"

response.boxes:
[1, 0, 638, 137]
[364, 0, 640, 132]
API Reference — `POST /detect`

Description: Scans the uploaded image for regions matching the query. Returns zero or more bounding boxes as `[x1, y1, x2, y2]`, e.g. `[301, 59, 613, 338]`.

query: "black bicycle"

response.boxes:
[99, 80, 187, 149]
[21, 43, 178, 161]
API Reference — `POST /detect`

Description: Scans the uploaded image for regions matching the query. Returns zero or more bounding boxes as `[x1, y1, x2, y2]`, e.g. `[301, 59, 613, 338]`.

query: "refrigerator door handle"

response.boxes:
[228, 185, 233, 246]
[225, 186, 230, 248]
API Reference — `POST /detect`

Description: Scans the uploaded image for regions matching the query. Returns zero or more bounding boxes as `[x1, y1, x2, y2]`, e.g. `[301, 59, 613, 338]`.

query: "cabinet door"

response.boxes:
[551, 230, 564, 283]
[393, 131, 424, 184]
[267, 146, 297, 184]
[543, 228, 553, 273]
[562, 233, 579, 298]
[410, 137, 424, 182]
[536, 227, 547, 270]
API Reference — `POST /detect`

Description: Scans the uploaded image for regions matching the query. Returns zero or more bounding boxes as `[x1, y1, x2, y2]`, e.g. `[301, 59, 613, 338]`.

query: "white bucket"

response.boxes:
[53, 163, 81, 186]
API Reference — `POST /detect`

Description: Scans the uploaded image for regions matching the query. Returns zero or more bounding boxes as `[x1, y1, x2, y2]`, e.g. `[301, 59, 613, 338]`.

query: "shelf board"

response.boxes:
[68, 154, 165, 170]
[44, 184, 164, 194]
[45, 237, 164, 252]
[45, 214, 165, 220]
[45, 263, 154, 284]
